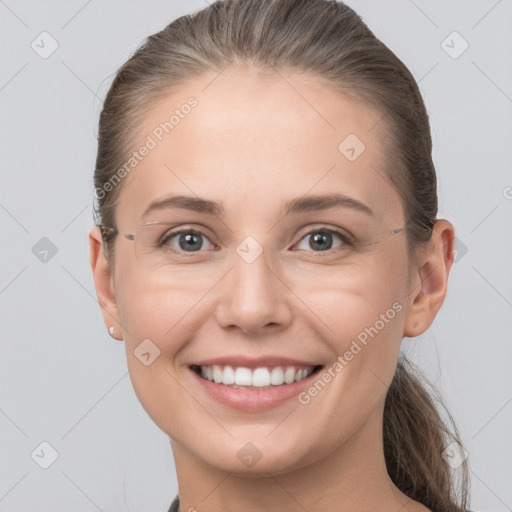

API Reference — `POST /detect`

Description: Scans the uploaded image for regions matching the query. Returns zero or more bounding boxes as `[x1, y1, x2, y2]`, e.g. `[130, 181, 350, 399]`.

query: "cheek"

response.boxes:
[305, 286, 404, 395]
[292, 255, 407, 401]
[292, 254, 407, 342]
[290, 279, 405, 453]
[113, 264, 222, 429]
[112, 262, 204, 436]
[113, 252, 211, 343]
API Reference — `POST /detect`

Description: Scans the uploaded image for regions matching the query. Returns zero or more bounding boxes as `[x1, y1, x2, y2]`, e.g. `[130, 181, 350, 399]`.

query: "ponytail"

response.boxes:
[384, 356, 470, 512]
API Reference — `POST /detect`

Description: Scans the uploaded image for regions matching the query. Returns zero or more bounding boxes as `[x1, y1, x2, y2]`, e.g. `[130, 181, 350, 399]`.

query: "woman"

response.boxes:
[88, 1, 470, 511]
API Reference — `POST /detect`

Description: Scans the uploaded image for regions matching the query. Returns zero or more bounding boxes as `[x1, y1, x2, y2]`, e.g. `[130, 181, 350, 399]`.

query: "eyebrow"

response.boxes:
[141, 193, 373, 219]
[284, 193, 373, 216]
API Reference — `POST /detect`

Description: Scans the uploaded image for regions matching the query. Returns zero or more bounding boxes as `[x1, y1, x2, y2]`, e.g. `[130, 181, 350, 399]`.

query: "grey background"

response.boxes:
[1, 1, 511, 511]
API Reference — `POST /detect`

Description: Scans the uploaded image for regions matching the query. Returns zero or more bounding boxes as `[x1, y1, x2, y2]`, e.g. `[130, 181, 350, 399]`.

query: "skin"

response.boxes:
[89, 65, 455, 512]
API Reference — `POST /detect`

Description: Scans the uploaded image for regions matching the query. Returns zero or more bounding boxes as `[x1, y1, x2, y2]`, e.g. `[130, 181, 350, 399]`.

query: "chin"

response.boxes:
[189, 432, 324, 477]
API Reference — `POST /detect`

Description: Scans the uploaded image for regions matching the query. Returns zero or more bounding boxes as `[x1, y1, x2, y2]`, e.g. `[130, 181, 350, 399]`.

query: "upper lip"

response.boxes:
[190, 356, 322, 369]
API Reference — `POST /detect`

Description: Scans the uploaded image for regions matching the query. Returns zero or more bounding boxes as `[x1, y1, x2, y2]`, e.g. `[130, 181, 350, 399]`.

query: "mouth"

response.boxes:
[189, 364, 323, 390]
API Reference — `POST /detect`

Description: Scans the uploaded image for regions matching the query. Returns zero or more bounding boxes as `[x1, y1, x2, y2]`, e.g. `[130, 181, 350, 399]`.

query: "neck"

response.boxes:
[170, 406, 418, 512]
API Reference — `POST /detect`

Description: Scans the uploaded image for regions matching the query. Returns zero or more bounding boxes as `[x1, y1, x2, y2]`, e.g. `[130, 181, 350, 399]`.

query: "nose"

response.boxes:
[214, 247, 292, 336]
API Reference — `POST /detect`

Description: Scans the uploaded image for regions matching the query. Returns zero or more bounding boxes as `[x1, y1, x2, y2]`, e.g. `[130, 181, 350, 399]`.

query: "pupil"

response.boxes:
[310, 232, 332, 251]
[179, 233, 202, 251]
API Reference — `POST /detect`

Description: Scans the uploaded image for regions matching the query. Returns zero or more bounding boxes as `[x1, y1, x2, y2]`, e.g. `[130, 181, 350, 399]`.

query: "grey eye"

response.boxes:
[162, 230, 212, 252]
[294, 230, 349, 252]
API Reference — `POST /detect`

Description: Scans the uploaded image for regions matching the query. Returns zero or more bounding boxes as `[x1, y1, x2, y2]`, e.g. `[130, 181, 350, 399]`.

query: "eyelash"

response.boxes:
[159, 226, 353, 257]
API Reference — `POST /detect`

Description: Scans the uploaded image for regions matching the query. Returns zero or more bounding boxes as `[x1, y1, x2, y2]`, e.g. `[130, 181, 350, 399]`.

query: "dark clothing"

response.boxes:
[168, 494, 180, 512]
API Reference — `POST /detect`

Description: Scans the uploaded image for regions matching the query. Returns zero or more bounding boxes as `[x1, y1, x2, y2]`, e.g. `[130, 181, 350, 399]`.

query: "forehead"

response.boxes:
[116, 65, 402, 226]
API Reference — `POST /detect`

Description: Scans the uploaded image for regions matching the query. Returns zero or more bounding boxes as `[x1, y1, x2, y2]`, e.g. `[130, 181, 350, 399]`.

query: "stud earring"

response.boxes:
[108, 326, 115, 337]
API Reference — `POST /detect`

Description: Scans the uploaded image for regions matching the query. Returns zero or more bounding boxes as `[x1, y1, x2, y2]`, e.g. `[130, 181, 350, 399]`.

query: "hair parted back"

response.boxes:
[93, 1, 470, 510]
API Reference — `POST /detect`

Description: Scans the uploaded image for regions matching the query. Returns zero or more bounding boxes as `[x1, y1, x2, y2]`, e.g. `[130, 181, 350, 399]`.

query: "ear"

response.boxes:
[88, 227, 123, 339]
[403, 219, 455, 337]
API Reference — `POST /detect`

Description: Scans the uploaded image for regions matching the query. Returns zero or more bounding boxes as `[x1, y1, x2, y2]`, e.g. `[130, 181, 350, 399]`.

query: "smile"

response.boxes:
[191, 364, 322, 389]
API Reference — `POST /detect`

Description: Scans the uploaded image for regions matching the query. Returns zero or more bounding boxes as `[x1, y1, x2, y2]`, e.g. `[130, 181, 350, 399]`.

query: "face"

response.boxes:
[100, 65, 415, 475]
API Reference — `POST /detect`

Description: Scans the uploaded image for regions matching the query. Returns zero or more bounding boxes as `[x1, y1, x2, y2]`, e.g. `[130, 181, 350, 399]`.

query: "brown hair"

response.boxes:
[93, 1, 470, 510]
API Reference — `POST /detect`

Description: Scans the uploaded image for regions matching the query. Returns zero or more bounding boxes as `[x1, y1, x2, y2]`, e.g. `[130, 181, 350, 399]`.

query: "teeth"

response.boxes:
[295, 368, 308, 382]
[213, 366, 223, 384]
[284, 367, 296, 384]
[234, 367, 252, 386]
[252, 368, 270, 387]
[270, 367, 284, 385]
[196, 364, 316, 387]
[222, 365, 235, 385]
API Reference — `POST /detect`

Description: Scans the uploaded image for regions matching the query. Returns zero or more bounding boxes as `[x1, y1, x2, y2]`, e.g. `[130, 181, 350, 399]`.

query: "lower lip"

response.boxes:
[190, 367, 321, 411]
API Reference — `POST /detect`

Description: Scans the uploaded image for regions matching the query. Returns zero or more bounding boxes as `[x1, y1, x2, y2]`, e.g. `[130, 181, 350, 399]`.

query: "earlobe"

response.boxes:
[88, 227, 122, 337]
[403, 220, 455, 338]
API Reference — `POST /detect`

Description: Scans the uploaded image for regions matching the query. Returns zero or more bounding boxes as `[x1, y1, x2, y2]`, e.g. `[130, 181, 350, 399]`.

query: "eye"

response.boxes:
[156, 226, 352, 255]
[160, 229, 217, 253]
[292, 228, 352, 253]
